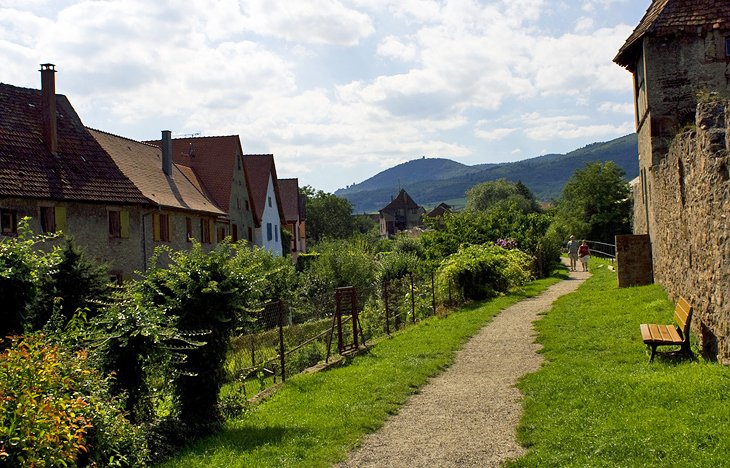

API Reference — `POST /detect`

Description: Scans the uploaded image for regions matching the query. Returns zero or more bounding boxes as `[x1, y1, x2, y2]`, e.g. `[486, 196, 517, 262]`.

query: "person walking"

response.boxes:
[566, 235, 579, 271]
[578, 240, 590, 272]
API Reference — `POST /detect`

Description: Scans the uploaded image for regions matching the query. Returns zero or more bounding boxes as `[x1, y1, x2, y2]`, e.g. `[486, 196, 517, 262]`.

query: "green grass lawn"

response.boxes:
[158, 273, 564, 467]
[511, 258, 730, 467]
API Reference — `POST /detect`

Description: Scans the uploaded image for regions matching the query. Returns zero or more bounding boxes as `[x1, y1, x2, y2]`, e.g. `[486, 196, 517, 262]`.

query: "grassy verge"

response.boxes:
[159, 272, 564, 467]
[511, 258, 730, 467]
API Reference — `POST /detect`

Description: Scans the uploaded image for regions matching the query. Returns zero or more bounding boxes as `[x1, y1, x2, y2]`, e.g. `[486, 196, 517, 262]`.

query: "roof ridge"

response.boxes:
[87, 127, 160, 148]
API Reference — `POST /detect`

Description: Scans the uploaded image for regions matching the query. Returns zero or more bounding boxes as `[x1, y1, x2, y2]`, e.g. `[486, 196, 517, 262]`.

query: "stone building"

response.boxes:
[379, 189, 425, 238]
[614, 0, 730, 362]
[0, 64, 227, 280]
[614, 0, 730, 237]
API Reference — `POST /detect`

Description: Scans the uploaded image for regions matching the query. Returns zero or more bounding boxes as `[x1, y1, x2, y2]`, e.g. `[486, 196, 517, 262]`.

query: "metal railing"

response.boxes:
[585, 240, 616, 259]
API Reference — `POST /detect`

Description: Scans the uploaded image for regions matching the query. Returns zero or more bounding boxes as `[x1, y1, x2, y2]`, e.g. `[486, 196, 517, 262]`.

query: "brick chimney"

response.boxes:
[161, 130, 173, 177]
[40, 63, 58, 155]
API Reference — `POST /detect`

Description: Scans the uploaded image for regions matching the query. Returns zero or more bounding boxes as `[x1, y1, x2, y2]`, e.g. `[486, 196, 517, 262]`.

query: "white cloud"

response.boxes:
[475, 127, 517, 142]
[522, 113, 634, 141]
[377, 36, 418, 62]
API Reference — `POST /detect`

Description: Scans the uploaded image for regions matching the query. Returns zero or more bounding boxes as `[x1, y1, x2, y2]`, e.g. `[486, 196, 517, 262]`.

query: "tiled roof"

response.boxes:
[89, 129, 224, 216]
[615, 0, 730, 67]
[278, 178, 301, 223]
[242, 154, 285, 226]
[145, 135, 242, 213]
[0, 83, 148, 204]
[380, 189, 423, 214]
[426, 202, 451, 217]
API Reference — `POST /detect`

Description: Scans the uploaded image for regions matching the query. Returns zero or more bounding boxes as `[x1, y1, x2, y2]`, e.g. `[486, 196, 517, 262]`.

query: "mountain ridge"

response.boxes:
[335, 134, 639, 213]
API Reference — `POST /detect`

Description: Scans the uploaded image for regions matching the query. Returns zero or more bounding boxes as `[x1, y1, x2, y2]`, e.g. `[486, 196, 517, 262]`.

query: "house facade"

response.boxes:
[0, 65, 150, 280]
[379, 189, 425, 238]
[278, 178, 306, 258]
[162, 135, 256, 245]
[90, 129, 227, 271]
[242, 154, 285, 256]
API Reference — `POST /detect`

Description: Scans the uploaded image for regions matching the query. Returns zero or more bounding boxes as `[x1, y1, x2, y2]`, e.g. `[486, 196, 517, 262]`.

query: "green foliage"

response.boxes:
[377, 251, 419, 283]
[421, 203, 559, 277]
[554, 161, 631, 243]
[300, 186, 356, 243]
[139, 241, 264, 434]
[437, 243, 533, 301]
[392, 234, 425, 259]
[303, 238, 377, 294]
[0, 218, 58, 338]
[31, 239, 113, 331]
[465, 179, 539, 213]
[0, 333, 148, 467]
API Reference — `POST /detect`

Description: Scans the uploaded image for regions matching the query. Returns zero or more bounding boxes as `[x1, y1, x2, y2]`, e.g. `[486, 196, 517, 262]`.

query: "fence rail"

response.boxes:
[586, 240, 616, 259]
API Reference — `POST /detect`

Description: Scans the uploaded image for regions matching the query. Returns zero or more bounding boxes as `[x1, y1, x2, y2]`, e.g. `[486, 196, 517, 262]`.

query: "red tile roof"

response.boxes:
[145, 135, 242, 213]
[89, 129, 224, 216]
[242, 154, 285, 227]
[615, 0, 730, 67]
[278, 178, 301, 223]
[0, 83, 148, 204]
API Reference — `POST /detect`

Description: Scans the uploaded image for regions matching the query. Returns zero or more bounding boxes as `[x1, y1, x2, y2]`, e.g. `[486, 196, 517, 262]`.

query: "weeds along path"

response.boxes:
[338, 260, 589, 468]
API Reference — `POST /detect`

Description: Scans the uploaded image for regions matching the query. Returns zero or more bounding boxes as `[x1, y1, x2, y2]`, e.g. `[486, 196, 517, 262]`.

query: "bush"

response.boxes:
[437, 243, 533, 301]
[0, 333, 148, 467]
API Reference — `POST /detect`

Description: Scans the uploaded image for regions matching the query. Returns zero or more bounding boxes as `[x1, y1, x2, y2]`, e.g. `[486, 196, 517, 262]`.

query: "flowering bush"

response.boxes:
[0, 333, 147, 467]
[495, 238, 518, 250]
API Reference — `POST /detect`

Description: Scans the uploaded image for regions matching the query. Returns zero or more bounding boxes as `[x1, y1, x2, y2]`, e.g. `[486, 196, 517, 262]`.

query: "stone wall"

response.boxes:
[650, 100, 730, 363]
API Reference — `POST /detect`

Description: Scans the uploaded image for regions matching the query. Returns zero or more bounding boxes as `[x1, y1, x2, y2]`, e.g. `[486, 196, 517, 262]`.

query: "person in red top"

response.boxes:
[578, 240, 590, 272]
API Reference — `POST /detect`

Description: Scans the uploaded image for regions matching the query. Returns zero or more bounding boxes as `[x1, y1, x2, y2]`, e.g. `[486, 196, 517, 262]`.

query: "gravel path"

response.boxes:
[338, 261, 589, 468]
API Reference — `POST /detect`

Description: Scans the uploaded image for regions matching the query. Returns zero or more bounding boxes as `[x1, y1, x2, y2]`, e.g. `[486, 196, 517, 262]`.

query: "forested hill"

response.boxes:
[335, 133, 638, 213]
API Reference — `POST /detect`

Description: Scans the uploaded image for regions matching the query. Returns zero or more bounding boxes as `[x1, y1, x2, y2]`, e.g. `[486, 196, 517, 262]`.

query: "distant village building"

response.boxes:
[614, 1, 730, 362]
[426, 202, 452, 218]
[379, 189, 425, 238]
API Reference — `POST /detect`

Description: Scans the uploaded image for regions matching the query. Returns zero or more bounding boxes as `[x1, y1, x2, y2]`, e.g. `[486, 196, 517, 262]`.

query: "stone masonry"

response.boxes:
[650, 100, 730, 363]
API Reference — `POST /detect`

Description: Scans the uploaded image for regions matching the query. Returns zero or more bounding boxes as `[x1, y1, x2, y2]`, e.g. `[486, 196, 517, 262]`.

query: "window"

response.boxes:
[109, 210, 121, 238]
[248, 227, 253, 242]
[232, 224, 238, 242]
[217, 226, 226, 243]
[237, 156, 242, 170]
[268, 196, 272, 207]
[201, 218, 211, 243]
[152, 213, 171, 242]
[236, 198, 240, 209]
[1, 209, 18, 236]
[274, 225, 278, 242]
[726, 37, 730, 57]
[40, 207, 56, 233]
[245, 200, 249, 211]
[266, 222, 273, 241]
[109, 271, 123, 285]
[108, 210, 129, 239]
[186, 217, 193, 242]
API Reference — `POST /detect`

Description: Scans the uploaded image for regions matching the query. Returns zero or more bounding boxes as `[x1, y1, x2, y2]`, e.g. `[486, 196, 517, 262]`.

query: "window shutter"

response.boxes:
[54, 206, 67, 233]
[153, 213, 161, 241]
[120, 210, 130, 238]
[209, 219, 215, 243]
[167, 215, 173, 241]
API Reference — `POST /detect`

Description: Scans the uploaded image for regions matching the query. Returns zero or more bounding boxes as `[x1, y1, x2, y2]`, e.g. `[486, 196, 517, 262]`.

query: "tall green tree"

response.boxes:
[556, 161, 631, 243]
[465, 179, 539, 213]
[300, 186, 356, 243]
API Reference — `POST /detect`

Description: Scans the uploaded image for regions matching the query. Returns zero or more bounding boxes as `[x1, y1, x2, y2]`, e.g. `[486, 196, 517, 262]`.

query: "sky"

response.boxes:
[0, 0, 649, 193]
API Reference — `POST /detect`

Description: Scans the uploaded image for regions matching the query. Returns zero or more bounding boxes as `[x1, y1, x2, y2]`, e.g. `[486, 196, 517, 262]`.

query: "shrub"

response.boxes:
[0, 218, 58, 338]
[0, 333, 147, 467]
[437, 243, 533, 301]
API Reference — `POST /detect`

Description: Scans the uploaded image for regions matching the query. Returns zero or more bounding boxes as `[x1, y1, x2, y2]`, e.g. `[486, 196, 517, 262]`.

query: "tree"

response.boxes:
[300, 186, 356, 243]
[555, 161, 631, 244]
[464, 179, 540, 213]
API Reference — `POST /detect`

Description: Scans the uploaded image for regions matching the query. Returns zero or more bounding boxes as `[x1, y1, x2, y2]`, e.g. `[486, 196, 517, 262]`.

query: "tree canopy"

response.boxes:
[555, 161, 631, 243]
[300, 186, 356, 243]
[464, 179, 539, 213]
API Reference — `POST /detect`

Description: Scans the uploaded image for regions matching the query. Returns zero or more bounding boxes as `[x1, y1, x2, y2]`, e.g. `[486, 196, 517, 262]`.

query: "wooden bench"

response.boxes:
[640, 296, 693, 362]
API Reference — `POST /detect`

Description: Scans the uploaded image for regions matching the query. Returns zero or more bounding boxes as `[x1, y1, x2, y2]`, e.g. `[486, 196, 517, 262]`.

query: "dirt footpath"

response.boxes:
[338, 262, 588, 468]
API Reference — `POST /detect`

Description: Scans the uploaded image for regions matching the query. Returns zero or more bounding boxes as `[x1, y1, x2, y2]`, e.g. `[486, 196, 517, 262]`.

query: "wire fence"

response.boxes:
[225, 270, 452, 397]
